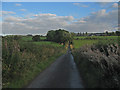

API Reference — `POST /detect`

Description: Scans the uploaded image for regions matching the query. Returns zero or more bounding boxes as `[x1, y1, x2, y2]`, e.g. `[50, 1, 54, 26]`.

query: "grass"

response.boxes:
[74, 36, 119, 40]
[74, 36, 86, 39]
[73, 36, 119, 49]
[6, 52, 63, 88]
[73, 40, 98, 48]
[33, 41, 63, 47]
[2, 35, 66, 88]
[21, 36, 46, 42]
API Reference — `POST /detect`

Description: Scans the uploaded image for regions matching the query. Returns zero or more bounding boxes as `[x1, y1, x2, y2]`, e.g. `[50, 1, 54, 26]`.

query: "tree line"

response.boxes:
[32, 29, 73, 45]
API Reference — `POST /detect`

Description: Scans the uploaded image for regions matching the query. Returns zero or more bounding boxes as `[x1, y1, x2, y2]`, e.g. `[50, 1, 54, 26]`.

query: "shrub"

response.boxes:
[32, 35, 40, 41]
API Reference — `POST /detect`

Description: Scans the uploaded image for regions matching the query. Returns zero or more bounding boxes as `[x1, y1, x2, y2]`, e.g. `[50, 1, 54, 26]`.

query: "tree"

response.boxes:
[83, 32, 84, 36]
[14, 35, 21, 40]
[111, 32, 115, 36]
[46, 30, 55, 41]
[47, 29, 73, 44]
[32, 35, 40, 41]
[116, 31, 120, 36]
[106, 31, 109, 36]
[71, 32, 76, 37]
[86, 32, 88, 36]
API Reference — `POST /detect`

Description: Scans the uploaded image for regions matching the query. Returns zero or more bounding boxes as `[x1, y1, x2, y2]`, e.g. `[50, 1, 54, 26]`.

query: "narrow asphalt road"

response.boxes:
[27, 46, 84, 88]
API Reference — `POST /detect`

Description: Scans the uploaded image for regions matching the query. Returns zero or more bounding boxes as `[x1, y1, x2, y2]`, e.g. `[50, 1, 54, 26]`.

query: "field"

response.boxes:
[2, 35, 65, 88]
[21, 36, 63, 47]
[21, 36, 46, 42]
[73, 36, 119, 49]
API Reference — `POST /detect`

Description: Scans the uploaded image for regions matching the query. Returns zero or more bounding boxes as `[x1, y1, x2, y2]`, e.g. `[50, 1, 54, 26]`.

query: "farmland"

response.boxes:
[73, 36, 119, 49]
[21, 36, 46, 42]
[2, 35, 66, 88]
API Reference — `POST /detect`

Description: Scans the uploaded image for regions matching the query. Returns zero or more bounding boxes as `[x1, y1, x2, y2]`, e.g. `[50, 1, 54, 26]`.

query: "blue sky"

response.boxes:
[1, 2, 118, 35]
[2, 2, 115, 19]
[2, 0, 119, 2]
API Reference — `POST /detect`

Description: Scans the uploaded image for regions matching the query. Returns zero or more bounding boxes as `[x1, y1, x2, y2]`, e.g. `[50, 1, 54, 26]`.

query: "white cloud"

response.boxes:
[112, 3, 118, 8]
[65, 9, 118, 33]
[3, 0, 119, 2]
[95, 0, 118, 2]
[73, 3, 89, 7]
[20, 9, 27, 11]
[91, 9, 107, 16]
[2, 9, 118, 35]
[1, 11, 16, 15]
[2, 13, 74, 34]
[15, 3, 22, 6]
[73, 3, 80, 5]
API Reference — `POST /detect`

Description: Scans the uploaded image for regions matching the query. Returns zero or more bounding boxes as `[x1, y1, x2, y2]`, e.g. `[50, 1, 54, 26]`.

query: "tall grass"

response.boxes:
[2, 36, 66, 88]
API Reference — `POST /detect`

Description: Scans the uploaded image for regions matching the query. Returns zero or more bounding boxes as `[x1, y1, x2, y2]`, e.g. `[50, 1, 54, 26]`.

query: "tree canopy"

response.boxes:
[32, 35, 40, 41]
[47, 29, 73, 44]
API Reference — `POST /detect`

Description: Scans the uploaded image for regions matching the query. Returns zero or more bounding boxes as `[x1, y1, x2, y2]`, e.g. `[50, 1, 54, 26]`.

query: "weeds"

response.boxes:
[2, 36, 65, 88]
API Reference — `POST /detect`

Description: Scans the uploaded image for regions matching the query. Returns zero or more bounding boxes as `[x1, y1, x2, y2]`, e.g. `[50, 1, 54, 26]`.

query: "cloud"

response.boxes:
[73, 3, 89, 7]
[73, 3, 80, 5]
[1, 11, 16, 15]
[94, 0, 118, 2]
[34, 13, 57, 17]
[3, 0, 119, 2]
[20, 9, 27, 11]
[112, 3, 118, 8]
[2, 13, 74, 34]
[0, 11, 16, 16]
[2, 9, 118, 35]
[65, 9, 118, 33]
[15, 3, 22, 6]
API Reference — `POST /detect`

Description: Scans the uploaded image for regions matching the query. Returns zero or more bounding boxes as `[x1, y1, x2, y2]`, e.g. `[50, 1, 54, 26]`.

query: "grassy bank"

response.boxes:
[72, 36, 120, 88]
[2, 36, 66, 88]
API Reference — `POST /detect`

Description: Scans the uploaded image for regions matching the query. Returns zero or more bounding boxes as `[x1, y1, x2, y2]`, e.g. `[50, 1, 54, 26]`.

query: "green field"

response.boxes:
[21, 36, 63, 47]
[74, 36, 119, 40]
[21, 36, 46, 42]
[73, 40, 98, 48]
[33, 41, 63, 47]
[73, 36, 119, 49]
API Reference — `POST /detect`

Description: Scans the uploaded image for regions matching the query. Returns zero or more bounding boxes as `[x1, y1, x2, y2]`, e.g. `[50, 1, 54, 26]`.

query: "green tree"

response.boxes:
[116, 31, 120, 36]
[86, 32, 88, 36]
[47, 29, 73, 44]
[46, 30, 55, 41]
[32, 35, 40, 41]
[106, 31, 109, 36]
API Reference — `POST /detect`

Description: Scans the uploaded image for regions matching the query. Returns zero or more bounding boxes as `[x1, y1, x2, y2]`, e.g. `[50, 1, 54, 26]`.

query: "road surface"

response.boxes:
[27, 46, 84, 88]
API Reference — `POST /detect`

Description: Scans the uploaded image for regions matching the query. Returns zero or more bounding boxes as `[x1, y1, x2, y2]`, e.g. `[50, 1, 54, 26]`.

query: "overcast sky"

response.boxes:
[1, 2, 119, 35]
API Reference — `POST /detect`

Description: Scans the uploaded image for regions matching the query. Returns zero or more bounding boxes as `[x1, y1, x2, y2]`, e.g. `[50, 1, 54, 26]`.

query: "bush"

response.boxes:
[72, 43, 120, 88]
[2, 36, 65, 88]
[32, 35, 40, 41]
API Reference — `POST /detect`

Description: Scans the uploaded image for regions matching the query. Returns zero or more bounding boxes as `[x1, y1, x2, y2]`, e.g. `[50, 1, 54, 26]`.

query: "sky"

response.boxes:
[1, 1, 119, 35]
[2, 0, 119, 2]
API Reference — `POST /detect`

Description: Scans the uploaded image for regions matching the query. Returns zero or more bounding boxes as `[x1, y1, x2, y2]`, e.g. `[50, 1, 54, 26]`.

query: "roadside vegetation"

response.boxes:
[72, 36, 120, 88]
[2, 35, 66, 88]
[2, 29, 120, 88]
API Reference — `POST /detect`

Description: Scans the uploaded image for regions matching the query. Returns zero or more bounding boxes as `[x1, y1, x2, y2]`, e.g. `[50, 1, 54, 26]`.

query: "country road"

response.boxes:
[27, 46, 84, 88]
